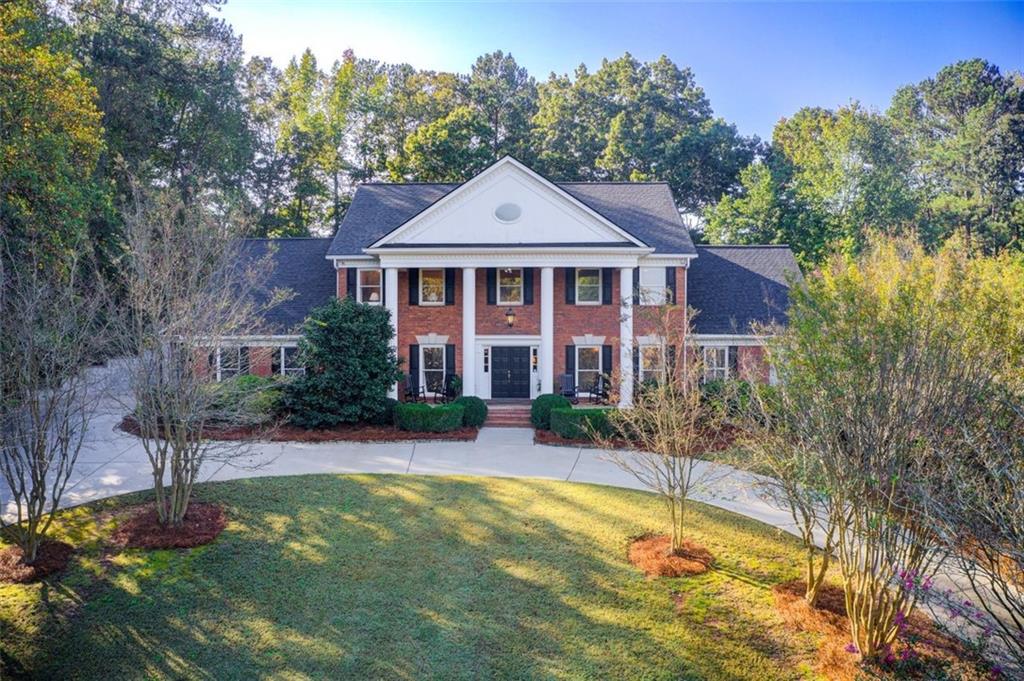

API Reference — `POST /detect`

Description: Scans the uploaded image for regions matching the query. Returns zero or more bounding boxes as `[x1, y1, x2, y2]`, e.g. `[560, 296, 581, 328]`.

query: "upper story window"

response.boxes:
[639, 267, 669, 305]
[419, 269, 445, 305]
[358, 268, 382, 305]
[575, 268, 602, 305]
[497, 268, 523, 305]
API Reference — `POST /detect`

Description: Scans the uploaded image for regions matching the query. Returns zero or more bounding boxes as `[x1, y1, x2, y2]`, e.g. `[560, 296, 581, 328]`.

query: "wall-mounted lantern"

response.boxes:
[505, 307, 516, 327]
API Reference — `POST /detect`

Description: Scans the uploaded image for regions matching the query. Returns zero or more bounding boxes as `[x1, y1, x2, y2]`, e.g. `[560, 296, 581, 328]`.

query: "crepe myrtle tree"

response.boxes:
[770, 235, 1011, 660]
[739, 382, 837, 609]
[594, 302, 726, 557]
[113, 184, 286, 528]
[0, 246, 106, 562]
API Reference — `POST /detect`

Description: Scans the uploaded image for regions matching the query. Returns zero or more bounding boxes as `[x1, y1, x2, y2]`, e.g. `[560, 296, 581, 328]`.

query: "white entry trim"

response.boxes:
[416, 333, 449, 345]
[475, 335, 542, 400]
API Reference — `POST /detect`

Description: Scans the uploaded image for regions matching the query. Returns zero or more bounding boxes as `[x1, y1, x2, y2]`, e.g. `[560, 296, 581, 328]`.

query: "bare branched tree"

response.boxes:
[0, 247, 106, 562]
[112, 185, 285, 528]
[596, 303, 725, 556]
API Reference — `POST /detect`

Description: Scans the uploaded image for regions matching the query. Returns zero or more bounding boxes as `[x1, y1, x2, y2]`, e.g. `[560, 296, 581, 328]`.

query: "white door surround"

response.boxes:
[475, 335, 542, 400]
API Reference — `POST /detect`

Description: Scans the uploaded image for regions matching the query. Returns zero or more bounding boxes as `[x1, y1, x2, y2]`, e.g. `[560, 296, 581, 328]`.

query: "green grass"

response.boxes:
[1, 475, 820, 680]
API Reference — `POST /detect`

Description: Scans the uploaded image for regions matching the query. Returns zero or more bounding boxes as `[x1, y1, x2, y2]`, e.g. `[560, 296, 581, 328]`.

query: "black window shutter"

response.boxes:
[601, 268, 613, 305]
[665, 267, 677, 304]
[564, 268, 575, 304]
[632, 346, 640, 386]
[632, 267, 640, 304]
[408, 268, 419, 306]
[729, 346, 740, 377]
[409, 344, 420, 393]
[602, 345, 613, 378]
[667, 345, 677, 378]
[565, 345, 575, 378]
[486, 268, 497, 305]
[445, 344, 456, 376]
[523, 267, 534, 305]
[346, 268, 357, 299]
[444, 268, 456, 305]
[381, 268, 386, 303]
[240, 346, 250, 375]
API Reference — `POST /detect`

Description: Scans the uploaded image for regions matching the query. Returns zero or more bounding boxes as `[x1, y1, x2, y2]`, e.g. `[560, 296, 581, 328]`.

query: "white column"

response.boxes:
[384, 267, 399, 398]
[540, 266, 554, 394]
[462, 267, 476, 396]
[619, 267, 634, 408]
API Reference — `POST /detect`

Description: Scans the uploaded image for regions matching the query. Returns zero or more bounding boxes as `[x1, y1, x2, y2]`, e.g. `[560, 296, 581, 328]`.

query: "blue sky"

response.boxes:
[219, 1, 1024, 140]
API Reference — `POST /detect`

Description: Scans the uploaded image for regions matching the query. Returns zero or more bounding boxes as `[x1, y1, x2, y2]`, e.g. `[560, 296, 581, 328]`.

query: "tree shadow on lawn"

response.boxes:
[25, 475, 806, 680]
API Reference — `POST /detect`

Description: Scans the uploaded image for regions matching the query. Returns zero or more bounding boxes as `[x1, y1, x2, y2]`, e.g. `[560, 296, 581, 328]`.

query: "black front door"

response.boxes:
[491, 346, 531, 398]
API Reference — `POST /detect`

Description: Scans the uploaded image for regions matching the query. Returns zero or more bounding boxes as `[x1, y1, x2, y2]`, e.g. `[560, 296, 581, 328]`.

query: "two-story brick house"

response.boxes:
[216, 157, 799, 406]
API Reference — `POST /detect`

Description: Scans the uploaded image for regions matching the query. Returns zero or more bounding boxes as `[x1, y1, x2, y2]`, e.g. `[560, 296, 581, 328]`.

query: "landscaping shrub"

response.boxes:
[530, 393, 571, 429]
[283, 298, 404, 428]
[700, 379, 754, 418]
[367, 397, 399, 426]
[394, 403, 465, 433]
[453, 396, 487, 427]
[549, 407, 616, 440]
[207, 374, 285, 426]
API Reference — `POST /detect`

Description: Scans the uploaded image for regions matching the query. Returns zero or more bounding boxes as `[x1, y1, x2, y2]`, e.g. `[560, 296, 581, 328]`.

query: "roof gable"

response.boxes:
[368, 157, 648, 250]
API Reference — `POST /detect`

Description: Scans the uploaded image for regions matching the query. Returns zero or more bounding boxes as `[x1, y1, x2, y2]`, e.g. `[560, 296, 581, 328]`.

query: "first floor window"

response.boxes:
[576, 268, 602, 304]
[421, 345, 446, 394]
[272, 346, 304, 376]
[576, 345, 602, 393]
[420, 269, 445, 305]
[702, 346, 729, 382]
[497, 268, 524, 305]
[639, 345, 665, 384]
[218, 346, 249, 381]
[638, 267, 668, 305]
[358, 268, 382, 304]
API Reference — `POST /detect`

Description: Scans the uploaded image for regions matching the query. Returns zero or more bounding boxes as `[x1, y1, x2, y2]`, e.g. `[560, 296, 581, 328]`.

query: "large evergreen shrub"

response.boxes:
[453, 396, 487, 427]
[549, 407, 616, 440]
[283, 298, 403, 428]
[394, 403, 465, 432]
[530, 394, 571, 429]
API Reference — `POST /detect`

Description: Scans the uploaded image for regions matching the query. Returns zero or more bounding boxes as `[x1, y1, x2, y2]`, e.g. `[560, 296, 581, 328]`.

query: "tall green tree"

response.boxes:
[400, 105, 493, 182]
[240, 56, 290, 236]
[888, 59, 1024, 250]
[0, 0, 105, 262]
[466, 50, 537, 162]
[276, 49, 328, 234]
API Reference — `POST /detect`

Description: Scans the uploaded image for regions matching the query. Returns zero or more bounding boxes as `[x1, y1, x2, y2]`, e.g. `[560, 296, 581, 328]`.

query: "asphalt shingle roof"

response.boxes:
[239, 238, 336, 334]
[687, 246, 802, 335]
[327, 181, 696, 256]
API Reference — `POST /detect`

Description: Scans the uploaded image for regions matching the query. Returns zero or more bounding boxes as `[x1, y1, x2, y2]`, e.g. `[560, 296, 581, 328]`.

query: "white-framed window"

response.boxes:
[702, 346, 730, 382]
[421, 345, 446, 395]
[497, 267, 524, 305]
[639, 344, 666, 384]
[217, 346, 249, 381]
[483, 347, 490, 374]
[357, 268, 382, 305]
[576, 345, 602, 394]
[639, 267, 669, 305]
[272, 346, 305, 376]
[419, 269, 445, 305]
[575, 268, 602, 305]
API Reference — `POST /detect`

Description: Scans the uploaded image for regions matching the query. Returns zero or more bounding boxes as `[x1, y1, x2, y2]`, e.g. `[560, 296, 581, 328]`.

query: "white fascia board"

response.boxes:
[328, 255, 377, 268]
[688, 334, 769, 347]
[370, 246, 652, 269]
[368, 156, 649, 250]
[638, 254, 697, 267]
[198, 335, 302, 345]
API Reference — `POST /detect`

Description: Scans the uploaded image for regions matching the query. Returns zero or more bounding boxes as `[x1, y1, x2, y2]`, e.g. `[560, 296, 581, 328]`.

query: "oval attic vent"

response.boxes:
[494, 202, 522, 223]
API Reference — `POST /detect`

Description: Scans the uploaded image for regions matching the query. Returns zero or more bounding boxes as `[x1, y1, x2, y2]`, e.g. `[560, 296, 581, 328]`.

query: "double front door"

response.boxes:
[490, 346, 531, 398]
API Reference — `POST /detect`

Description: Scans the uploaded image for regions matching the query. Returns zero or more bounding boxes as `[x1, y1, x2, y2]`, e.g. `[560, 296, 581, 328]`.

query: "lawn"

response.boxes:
[0, 475, 821, 680]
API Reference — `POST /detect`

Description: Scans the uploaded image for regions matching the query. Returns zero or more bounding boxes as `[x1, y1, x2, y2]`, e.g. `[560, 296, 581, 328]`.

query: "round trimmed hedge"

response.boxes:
[530, 394, 572, 429]
[453, 396, 488, 427]
[549, 407, 616, 440]
[395, 403, 465, 433]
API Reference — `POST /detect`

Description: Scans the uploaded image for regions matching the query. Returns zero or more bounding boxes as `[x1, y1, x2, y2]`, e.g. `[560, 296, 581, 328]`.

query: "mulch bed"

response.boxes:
[772, 579, 995, 681]
[0, 541, 74, 584]
[627, 533, 714, 578]
[111, 503, 227, 550]
[120, 415, 478, 443]
[533, 429, 628, 448]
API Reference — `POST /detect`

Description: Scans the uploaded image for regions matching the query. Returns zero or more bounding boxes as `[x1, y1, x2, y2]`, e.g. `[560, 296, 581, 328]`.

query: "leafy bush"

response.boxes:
[367, 397, 399, 426]
[530, 393, 571, 429]
[453, 396, 487, 427]
[394, 403, 465, 433]
[283, 298, 404, 428]
[700, 379, 754, 418]
[549, 407, 616, 440]
[206, 374, 285, 426]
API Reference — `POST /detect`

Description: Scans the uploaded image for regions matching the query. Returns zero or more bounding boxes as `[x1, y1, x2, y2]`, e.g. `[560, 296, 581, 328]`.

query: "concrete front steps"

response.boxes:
[485, 402, 533, 428]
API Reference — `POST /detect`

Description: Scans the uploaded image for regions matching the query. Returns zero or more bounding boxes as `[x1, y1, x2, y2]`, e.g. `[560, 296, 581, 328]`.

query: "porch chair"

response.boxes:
[558, 373, 579, 404]
[590, 374, 610, 404]
[435, 373, 459, 404]
[403, 375, 426, 403]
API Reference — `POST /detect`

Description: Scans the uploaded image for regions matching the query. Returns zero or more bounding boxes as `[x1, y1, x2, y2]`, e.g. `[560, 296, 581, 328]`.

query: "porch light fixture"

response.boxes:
[505, 307, 516, 327]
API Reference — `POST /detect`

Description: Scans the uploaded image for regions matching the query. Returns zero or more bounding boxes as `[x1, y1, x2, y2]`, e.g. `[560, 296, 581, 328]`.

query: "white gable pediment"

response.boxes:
[369, 158, 646, 249]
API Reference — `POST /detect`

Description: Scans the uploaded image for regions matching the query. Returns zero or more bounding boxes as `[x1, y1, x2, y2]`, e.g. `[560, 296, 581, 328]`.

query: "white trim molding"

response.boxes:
[689, 334, 768, 347]
[416, 333, 450, 345]
[369, 248, 649, 269]
[571, 334, 606, 346]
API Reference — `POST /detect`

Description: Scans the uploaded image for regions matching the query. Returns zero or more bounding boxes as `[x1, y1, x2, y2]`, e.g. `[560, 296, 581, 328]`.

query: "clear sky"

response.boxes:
[219, 1, 1024, 140]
